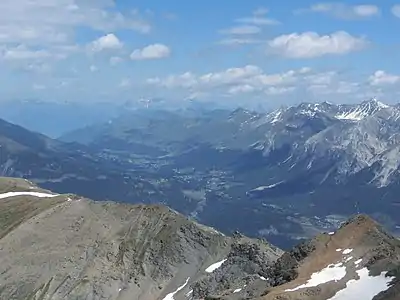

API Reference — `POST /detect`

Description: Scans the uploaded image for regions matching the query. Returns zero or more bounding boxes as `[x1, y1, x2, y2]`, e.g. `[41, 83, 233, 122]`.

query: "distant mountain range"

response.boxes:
[0, 99, 227, 138]
[0, 178, 399, 300]
[2, 99, 400, 249]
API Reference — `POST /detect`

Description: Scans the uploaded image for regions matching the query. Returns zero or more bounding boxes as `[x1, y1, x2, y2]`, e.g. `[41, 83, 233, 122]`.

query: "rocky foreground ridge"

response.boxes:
[0, 177, 399, 300]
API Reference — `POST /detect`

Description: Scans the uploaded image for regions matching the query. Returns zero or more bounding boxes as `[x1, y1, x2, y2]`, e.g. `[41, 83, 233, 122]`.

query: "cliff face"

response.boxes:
[0, 177, 282, 300]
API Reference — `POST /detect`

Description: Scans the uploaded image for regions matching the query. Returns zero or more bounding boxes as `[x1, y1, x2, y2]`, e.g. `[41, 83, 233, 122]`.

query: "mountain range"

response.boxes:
[60, 99, 400, 244]
[2, 99, 400, 249]
[0, 177, 398, 300]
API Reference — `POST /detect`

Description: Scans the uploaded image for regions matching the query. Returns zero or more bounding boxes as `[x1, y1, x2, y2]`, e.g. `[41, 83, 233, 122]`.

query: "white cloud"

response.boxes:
[353, 5, 380, 17]
[267, 31, 368, 58]
[392, 5, 400, 18]
[146, 65, 304, 97]
[145, 65, 377, 103]
[90, 65, 98, 72]
[219, 25, 261, 35]
[369, 70, 400, 86]
[130, 43, 171, 60]
[0, 1, 151, 46]
[299, 3, 380, 19]
[90, 34, 123, 52]
[0, 45, 54, 60]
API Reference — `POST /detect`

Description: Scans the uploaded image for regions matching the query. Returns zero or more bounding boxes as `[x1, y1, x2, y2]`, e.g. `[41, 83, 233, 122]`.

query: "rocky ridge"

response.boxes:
[0, 177, 399, 300]
[0, 177, 281, 300]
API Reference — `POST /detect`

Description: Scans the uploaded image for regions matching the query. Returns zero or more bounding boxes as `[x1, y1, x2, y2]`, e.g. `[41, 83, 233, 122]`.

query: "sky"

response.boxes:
[1, 0, 400, 108]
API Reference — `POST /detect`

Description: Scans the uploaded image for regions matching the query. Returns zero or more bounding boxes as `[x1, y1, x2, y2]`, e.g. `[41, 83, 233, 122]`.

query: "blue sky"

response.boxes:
[1, 0, 400, 108]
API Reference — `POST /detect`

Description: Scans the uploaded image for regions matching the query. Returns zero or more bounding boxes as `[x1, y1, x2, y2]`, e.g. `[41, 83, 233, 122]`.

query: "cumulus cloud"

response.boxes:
[0, 0, 150, 46]
[0, 45, 57, 61]
[392, 5, 400, 18]
[297, 3, 380, 19]
[146, 65, 311, 97]
[369, 70, 400, 86]
[145, 65, 379, 102]
[267, 31, 368, 58]
[130, 44, 171, 60]
[90, 34, 123, 52]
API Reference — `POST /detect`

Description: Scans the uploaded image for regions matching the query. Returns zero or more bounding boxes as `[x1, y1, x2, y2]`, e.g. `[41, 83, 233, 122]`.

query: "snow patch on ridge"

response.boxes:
[0, 191, 59, 199]
[162, 277, 190, 300]
[342, 249, 353, 255]
[285, 263, 346, 292]
[205, 259, 227, 273]
[251, 181, 284, 192]
[327, 268, 394, 300]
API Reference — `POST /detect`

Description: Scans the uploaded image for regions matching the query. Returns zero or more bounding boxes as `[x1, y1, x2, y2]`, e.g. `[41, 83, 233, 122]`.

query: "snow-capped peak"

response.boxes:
[370, 97, 388, 109]
[335, 98, 388, 121]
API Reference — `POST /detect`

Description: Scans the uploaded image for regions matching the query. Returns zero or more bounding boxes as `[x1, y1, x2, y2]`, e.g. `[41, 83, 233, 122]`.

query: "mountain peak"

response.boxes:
[340, 214, 378, 229]
[335, 99, 388, 121]
[361, 97, 388, 109]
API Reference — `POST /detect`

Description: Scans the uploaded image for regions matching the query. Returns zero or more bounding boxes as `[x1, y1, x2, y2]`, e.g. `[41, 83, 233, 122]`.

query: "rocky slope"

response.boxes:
[0, 177, 282, 300]
[0, 177, 399, 300]
[199, 215, 400, 300]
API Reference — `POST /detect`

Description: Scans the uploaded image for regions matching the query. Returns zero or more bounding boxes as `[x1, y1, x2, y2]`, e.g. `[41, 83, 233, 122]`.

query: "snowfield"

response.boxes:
[327, 268, 394, 300]
[285, 263, 346, 292]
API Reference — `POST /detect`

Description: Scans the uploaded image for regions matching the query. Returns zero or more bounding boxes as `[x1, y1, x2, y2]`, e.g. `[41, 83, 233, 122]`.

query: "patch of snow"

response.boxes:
[270, 110, 282, 124]
[285, 263, 346, 292]
[343, 249, 353, 255]
[0, 191, 59, 200]
[354, 259, 363, 265]
[233, 288, 242, 293]
[282, 155, 292, 164]
[329, 232, 335, 235]
[345, 256, 353, 263]
[162, 277, 190, 300]
[118, 288, 122, 292]
[259, 276, 267, 280]
[185, 290, 193, 297]
[251, 181, 284, 192]
[336, 249, 343, 252]
[327, 268, 394, 300]
[205, 259, 227, 273]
